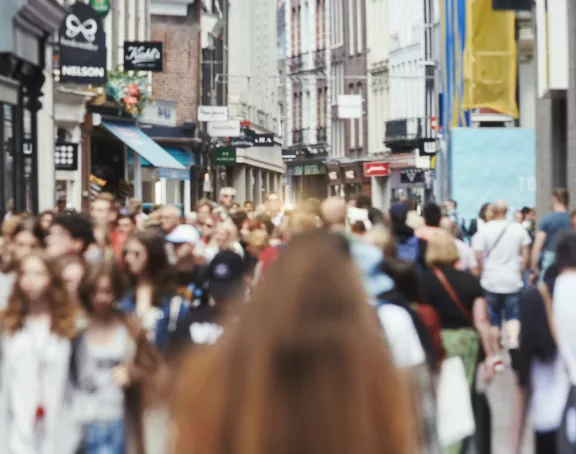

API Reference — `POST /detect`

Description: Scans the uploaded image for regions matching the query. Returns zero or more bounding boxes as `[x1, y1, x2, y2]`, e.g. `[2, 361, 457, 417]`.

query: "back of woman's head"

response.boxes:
[172, 230, 413, 454]
[382, 258, 426, 304]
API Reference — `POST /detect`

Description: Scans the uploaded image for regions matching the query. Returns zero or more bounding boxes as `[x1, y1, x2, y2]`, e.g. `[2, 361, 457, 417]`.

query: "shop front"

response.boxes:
[285, 159, 327, 204]
[88, 116, 189, 208]
[364, 161, 391, 211]
[387, 152, 433, 204]
[215, 145, 284, 205]
[340, 162, 370, 200]
[0, 0, 68, 215]
[326, 163, 343, 197]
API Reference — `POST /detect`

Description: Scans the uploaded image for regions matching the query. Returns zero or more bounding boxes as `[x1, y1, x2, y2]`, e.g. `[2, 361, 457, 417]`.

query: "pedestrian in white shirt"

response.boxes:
[473, 200, 531, 350]
[440, 216, 479, 276]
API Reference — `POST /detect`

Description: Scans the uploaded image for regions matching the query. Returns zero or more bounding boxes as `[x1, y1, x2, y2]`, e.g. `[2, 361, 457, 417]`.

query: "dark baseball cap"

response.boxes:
[389, 202, 408, 220]
[208, 250, 246, 300]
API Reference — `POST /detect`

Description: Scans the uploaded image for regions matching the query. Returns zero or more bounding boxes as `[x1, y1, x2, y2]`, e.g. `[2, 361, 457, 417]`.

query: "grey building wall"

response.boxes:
[567, 0, 576, 209]
[535, 1, 573, 216]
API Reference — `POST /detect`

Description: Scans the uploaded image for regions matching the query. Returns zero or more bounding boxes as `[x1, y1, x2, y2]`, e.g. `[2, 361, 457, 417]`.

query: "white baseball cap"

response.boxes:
[165, 224, 201, 245]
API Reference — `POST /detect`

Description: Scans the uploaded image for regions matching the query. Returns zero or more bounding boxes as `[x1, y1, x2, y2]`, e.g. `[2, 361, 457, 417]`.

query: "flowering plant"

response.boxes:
[105, 71, 151, 118]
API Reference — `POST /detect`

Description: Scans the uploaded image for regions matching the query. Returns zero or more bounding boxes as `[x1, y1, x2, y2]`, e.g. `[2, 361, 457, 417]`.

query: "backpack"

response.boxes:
[397, 235, 420, 262]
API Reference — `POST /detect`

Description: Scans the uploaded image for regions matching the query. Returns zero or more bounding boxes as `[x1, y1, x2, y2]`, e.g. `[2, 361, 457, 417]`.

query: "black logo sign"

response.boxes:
[58, 3, 107, 85]
[55, 143, 79, 171]
[400, 168, 425, 184]
[253, 133, 275, 147]
[124, 42, 163, 72]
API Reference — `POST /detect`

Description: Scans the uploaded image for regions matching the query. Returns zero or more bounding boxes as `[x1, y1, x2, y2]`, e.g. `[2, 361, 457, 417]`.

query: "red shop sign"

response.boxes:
[363, 162, 390, 177]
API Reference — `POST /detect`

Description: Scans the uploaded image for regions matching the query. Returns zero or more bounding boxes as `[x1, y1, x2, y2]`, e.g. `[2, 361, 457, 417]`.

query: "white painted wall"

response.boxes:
[228, 0, 278, 133]
[387, 0, 425, 120]
[367, 0, 389, 155]
[519, 58, 536, 129]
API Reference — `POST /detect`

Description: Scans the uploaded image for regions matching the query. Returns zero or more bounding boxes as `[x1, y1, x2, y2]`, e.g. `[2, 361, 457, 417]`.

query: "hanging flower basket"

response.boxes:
[105, 71, 151, 118]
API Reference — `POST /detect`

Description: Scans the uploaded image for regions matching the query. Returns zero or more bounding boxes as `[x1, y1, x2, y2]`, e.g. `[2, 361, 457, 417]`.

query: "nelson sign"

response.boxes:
[59, 2, 107, 85]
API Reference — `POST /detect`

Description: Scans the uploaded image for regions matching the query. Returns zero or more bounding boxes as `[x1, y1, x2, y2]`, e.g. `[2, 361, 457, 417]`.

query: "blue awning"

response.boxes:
[101, 122, 185, 170]
[140, 147, 196, 168]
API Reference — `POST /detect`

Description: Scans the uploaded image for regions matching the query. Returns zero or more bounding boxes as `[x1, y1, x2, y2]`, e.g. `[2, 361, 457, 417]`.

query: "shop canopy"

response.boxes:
[101, 122, 185, 170]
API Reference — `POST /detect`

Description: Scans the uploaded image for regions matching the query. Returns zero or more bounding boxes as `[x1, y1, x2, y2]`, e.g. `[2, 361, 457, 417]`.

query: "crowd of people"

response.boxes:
[0, 185, 575, 454]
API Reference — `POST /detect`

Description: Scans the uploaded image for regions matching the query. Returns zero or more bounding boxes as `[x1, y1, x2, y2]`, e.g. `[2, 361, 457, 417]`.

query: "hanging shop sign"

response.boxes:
[400, 167, 425, 184]
[59, 2, 107, 85]
[208, 120, 241, 138]
[216, 147, 236, 166]
[253, 133, 275, 147]
[281, 148, 296, 160]
[124, 42, 164, 72]
[198, 106, 228, 122]
[363, 162, 390, 177]
[55, 143, 79, 171]
[140, 99, 177, 127]
[89, 0, 111, 17]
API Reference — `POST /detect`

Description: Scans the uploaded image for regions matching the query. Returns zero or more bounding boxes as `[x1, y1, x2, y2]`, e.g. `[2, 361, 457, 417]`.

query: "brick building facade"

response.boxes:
[151, 3, 201, 126]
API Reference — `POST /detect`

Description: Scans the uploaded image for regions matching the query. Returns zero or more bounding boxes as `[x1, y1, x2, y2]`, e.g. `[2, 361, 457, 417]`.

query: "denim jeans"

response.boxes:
[540, 250, 556, 282]
[82, 420, 125, 454]
[485, 291, 521, 327]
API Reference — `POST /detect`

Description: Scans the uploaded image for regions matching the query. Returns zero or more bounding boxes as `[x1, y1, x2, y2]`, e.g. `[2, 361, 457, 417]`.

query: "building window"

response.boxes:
[356, 0, 362, 53]
[297, 6, 302, 55]
[357, 83, 363, 148]
[348, 0, 355, 56]
[291, 7, 297, 56]
[348, 84, 356, 151]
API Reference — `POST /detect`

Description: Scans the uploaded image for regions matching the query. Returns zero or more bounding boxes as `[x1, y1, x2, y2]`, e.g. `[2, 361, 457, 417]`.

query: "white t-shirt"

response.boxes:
[378, 304, 426, 368]
[473, 220, 531, 294]
[454, 238, 478, 271]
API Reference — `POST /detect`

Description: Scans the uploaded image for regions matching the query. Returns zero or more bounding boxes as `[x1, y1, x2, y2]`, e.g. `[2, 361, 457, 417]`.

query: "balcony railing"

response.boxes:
[292, 129, 303, 145]
[288, 55, 303, 74]
[313, 49, 326, 69]
[384, 118, 435, 149]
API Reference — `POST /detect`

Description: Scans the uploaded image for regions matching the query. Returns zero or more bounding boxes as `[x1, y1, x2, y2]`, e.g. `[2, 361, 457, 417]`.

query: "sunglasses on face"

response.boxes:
[123, 249, 142, 258]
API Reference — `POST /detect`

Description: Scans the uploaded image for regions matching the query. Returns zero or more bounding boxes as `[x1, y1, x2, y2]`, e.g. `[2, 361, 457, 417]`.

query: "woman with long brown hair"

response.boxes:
[0, 252, 77, 453]
[171, 231, 414, 454]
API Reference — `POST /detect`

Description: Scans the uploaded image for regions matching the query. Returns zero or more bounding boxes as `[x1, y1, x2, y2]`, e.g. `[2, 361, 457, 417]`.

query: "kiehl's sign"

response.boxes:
[124, 42, 163, 72]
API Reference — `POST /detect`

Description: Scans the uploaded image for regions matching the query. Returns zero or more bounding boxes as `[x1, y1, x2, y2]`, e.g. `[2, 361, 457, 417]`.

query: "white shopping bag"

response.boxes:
[436, 356, 476, 447]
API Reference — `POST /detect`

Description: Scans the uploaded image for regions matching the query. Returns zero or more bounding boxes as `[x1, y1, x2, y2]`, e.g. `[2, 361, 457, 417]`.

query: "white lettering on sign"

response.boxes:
[61, 65, 105, 77]
[518, 176, 536, 192]
[126, 46, 161, 64]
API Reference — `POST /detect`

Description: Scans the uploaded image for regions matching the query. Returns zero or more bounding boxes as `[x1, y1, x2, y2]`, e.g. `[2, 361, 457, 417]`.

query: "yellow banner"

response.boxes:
[462, 0, 518, 119]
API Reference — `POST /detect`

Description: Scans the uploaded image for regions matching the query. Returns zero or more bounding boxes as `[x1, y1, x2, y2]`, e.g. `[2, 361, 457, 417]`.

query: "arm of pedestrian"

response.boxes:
[520, 245, 530, 276]
[472, 296, 497, 360]
[510, 385, 529, 454]
[474, 251, 484, 275]
[530, 231, 546, 276]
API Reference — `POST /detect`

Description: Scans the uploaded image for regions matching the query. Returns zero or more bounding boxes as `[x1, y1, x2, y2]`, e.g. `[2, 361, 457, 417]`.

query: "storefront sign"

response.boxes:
[140, 99, 177, 127]
[216, 147, 236, 166]
[344, 169, 356, 180]
[400, 167, 425, 184]
[124, 42, 163, 72]
[364, 162, 390, 177]
[59, 3, 107, 85]
[54, 143, 79, 171]
[388, 152, 416, 170]
[89, 0, 110, 17]
[253, 133, 275, 147]
[282, 148, 296, 160]
[158, 168, 190, 180]
[304, 165, 320, 175]
[208, 120, 241, 138]
[198, 106, 228, 122]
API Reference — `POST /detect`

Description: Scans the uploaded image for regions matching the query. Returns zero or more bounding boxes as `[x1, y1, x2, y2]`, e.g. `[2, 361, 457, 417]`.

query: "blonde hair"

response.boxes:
[425, 231, 460, 268]
[247, 229, 269, 254]
[364, 226, 397, 259]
